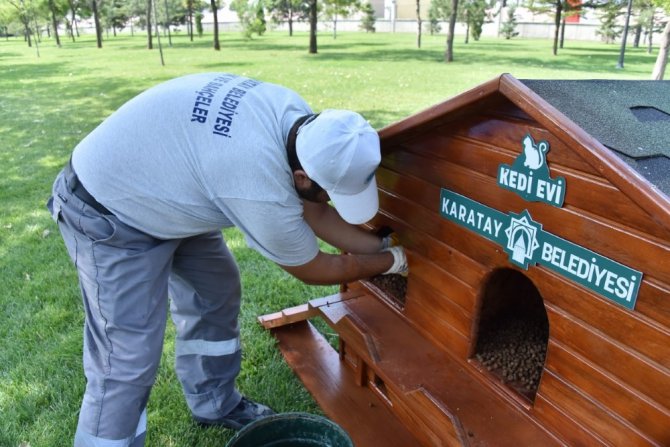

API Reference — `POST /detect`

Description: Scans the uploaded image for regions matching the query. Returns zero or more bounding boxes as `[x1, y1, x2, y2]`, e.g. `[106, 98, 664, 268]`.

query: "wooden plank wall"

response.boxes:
[372, 95, 670, 446]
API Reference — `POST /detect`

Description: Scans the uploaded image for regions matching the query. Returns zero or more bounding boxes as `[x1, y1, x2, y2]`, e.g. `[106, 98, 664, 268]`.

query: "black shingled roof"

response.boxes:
[520, 79, 670, 197]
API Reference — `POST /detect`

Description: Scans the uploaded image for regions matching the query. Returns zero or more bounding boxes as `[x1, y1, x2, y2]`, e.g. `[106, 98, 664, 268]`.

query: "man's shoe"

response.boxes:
[194, 397, 276, 430]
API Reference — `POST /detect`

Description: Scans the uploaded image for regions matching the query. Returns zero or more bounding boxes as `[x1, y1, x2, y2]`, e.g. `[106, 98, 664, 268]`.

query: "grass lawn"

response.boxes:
[0, 29, 660, 446]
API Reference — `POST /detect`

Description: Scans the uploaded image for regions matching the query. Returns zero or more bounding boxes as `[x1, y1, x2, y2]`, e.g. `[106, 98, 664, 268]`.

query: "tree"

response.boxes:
[210, 0, 220, 49]
[426, 0, 441, 35]
[500, 4, 518, 39]
[445, 0, 459, 61]
[528, 0, 565, 55]
[65, 0, 90, 41]
[322, 0, 358, 39]
[632, 0, 655, 47]
[162, 0, 172, 45]
[195, 10, 203, 35]
[150, 0, 165, 64]
[124, 0, 147, 36]
[429, 0, 459, 61]
[45, 0, 66, 46]
[559, 0, 581, 49]
[460, 0, 486, 43]
[147, 0, 153, 48]
[266, 0, 309, 36]
[416, 0, 421, 47]
[644, 4, 667, 52]
[185, 0, 194, 40]
[652, 0, 670, 79]
[91, 0, 102, 47]
[596, 1, 623, 43]
[0, 4, 14, 38]
[7, 0, 38, 47]
[254, 1, 267, 34]
[529, 0, 593, 54]
[308, 0, 316, 53]
[231, 0, 267, 37]
[102, 0, 130, 36]
[149, 0, 188, 44]
[359, 1, 375, 32]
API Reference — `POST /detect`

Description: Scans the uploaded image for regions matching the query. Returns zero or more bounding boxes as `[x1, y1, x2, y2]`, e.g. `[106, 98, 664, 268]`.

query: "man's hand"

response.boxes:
[382, 246, 408, 276]
[380, 232, 401, 250]
[374, 225, 401, 250]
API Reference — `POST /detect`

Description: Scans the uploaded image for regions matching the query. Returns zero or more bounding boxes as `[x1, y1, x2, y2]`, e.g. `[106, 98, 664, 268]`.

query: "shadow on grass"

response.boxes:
[192, 61, 254, 70]
[40, 33, 655, 78]
[0, 50, 23, 59]
[306, 41, 653, 75]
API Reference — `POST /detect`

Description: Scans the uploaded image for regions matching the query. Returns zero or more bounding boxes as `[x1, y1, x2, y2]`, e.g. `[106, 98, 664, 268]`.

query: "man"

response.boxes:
[47, 72, 407, 447]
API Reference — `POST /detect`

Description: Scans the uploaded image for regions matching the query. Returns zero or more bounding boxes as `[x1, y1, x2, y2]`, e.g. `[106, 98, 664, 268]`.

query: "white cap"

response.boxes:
[296, 109, 381, 224]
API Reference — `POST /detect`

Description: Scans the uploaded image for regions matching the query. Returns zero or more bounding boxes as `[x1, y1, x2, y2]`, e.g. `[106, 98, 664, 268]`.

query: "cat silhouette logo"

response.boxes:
[497, 134, 566, 208]
[522, 134, 548, 170]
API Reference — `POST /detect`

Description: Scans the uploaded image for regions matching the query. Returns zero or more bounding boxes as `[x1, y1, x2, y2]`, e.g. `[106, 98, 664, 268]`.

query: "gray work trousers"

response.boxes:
[48, 170, 243, 446]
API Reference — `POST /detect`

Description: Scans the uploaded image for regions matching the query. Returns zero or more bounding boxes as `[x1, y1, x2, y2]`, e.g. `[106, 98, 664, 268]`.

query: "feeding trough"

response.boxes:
[260, 74, 670, 446]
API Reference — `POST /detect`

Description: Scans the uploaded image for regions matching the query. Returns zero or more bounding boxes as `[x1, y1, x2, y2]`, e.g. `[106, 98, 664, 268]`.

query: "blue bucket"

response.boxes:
[225, 412, 354, 447]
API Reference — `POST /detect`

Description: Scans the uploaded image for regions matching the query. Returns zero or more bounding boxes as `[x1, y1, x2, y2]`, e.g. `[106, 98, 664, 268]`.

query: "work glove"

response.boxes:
[380, 232, 401, 250]
[382, 246, 408, 277]
[374, 225, 401, 251]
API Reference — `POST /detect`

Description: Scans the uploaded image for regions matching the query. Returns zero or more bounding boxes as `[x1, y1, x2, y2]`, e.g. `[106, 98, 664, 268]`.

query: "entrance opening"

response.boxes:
[471, 269, 549, 403]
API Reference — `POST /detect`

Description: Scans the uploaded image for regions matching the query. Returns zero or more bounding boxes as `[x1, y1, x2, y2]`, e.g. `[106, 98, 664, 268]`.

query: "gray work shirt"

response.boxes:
[72, 73, 319, 266]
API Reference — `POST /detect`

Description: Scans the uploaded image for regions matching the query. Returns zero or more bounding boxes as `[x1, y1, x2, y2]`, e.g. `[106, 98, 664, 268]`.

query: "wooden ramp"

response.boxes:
[271, 321, 421, 447]
[262, 290, 560, 446]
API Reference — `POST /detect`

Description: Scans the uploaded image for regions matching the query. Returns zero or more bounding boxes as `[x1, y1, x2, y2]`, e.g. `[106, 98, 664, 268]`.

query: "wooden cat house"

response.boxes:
[260, 74, 670, 446]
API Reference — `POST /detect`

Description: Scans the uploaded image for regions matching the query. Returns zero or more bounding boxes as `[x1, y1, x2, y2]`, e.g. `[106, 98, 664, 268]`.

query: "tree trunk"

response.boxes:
[152, 0, 165, 65]
[648, 11, 654, 54]
[333, 15, 337, 39]
[68, 0, 77, 41]
[309, 0, 317, 53]
[147, 0, 153, 49]
[188, 0, 193, 41]
[48, 0, 61, 46]
[633, 23, 641, 48]
[444, 0, 458, 62]
[92, 0, 102, 48]
[552, 0, 562, 56]
[416, 0, 421, 48]
[652, 19, 670, 80]
[559, 17, 565, 49]
[288, 10, 293, 36]
[24, 21, 32, 47]
[211, 0, 220, 50]
[616, 0, 633, 69]
[163, 0, 172, 46]
[33, 16, 41, 42]
[32, 16, 41, 55]
[72, 1, 80, 37]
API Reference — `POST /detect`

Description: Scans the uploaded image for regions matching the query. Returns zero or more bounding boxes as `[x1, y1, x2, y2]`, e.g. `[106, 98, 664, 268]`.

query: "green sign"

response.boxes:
[497, 134, 566, 207]
[440, 189, 642, 310]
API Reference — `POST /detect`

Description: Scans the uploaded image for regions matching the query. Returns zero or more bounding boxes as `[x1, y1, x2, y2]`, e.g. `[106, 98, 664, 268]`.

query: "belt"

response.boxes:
[63, 160, 113, 215]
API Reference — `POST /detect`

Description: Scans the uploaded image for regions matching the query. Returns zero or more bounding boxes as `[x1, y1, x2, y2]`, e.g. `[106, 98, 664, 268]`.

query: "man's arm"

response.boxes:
[302, 200, 382, 254]
[279, 250, 395, 285]
[287, 200, 407, 284]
